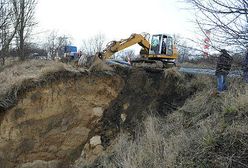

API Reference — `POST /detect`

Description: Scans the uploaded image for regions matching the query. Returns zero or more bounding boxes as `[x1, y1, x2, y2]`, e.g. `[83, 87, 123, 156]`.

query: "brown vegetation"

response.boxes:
[0, 59, 74, 113]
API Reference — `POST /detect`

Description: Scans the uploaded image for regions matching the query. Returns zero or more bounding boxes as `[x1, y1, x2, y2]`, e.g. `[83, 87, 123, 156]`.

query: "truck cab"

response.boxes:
[64, 45, 78, 60]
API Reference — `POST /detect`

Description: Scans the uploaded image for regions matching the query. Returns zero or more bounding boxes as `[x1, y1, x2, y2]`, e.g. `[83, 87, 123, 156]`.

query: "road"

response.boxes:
[105, 59, 243, 77]
[179, 67, 242, 77]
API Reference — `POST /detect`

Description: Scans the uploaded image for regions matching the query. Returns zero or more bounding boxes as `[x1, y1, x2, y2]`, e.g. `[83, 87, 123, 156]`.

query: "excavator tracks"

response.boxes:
[131, 59, 175, 70]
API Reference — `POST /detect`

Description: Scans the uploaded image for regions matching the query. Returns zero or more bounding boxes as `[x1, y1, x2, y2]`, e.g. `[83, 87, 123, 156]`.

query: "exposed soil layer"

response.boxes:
[0, 71, 124, 168]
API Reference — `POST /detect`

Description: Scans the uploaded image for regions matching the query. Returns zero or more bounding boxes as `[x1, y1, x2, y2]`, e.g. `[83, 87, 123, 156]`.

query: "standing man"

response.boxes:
[242, 49, 248, 83]
[162, 38, 166, 54]
[78, 54, 87, 67]
[215, 49, 233, 93]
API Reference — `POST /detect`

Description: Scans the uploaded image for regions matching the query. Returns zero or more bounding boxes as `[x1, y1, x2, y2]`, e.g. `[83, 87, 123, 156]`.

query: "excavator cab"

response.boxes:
[149, 34, 174, 56]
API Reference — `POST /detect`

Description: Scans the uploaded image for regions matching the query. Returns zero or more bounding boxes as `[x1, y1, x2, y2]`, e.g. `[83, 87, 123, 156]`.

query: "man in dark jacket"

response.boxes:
[215, 49, 233, 92]
[242, 50, 248, 83]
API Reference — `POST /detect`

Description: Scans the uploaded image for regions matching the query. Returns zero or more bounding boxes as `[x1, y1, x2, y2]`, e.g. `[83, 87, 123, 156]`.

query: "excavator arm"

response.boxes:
[97, 33, 150, 59]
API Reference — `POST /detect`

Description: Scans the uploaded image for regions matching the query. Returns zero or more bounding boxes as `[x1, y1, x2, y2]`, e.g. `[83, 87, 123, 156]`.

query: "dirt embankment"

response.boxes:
[0, 61, 200, 168]
[0, 63, 123, 167]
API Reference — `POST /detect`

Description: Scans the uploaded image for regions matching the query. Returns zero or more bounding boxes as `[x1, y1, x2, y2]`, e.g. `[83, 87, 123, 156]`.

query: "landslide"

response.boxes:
[0, 60, 202, 168]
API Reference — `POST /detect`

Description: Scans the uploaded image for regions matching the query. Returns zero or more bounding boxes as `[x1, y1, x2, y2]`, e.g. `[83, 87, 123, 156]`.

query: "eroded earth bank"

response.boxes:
[0, 63, 200, 168]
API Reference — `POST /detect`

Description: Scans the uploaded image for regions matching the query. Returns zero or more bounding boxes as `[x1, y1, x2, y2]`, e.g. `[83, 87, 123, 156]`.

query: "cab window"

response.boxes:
[166, 37, 173, 56]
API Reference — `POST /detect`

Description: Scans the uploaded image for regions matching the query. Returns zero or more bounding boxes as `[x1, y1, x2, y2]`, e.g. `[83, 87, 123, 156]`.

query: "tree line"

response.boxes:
[0, 0, 106, 65]
[1, 0, 247, 65]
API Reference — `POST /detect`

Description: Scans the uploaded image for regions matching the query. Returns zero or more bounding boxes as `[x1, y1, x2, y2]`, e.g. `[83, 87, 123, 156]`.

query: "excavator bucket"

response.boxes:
[88, 53, 113, 72]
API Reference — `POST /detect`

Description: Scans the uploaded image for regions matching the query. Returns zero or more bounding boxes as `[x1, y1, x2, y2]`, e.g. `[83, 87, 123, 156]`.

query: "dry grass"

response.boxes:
[88, 114, 192, 168]
[0, 59, 66, 94]
[173, 78, 248, 167]
[0, 57, 19, 71]
[0, 59, 88, 112]
[1, 60, 63, 95]
[112, 117, 169, 168]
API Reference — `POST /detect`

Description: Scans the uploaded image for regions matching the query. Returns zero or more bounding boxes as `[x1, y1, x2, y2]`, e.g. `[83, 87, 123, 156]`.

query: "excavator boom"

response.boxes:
[99, 33, 150, 59]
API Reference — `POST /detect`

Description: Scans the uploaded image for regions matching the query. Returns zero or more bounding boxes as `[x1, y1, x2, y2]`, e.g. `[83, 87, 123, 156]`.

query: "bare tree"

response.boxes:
[173, 34, 193, 62]
[0, 0, 19, 65]
[81, 33, 106, 56]
[114, 50, 135, 61]
[186, 0, 248, 50]
[93, 33, 105, 54]
[13, 0, 37, 60]
[177, 43, 190, 62]
[43, 31, 72, 59]
[45, 31, 58, 58]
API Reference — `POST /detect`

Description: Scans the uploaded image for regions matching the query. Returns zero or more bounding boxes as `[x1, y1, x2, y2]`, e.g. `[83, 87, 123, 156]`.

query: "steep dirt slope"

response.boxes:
[0, 63, 123, 167]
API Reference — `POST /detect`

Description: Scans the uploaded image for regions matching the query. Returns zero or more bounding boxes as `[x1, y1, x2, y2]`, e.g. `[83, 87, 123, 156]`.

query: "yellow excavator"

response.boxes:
[90, 32, 178, 70]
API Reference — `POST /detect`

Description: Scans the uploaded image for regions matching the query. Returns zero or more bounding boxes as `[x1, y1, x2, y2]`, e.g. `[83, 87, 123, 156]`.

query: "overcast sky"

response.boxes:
[35, 0, 196, 49]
